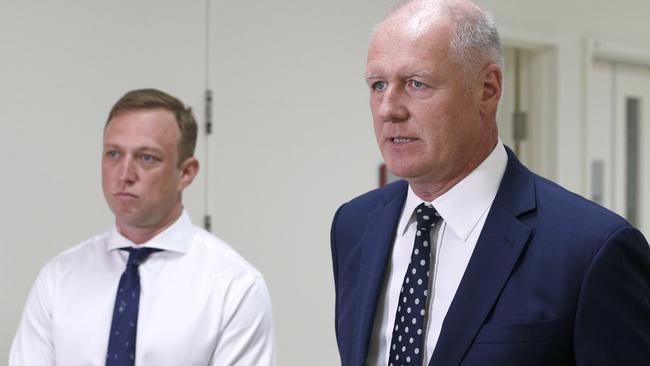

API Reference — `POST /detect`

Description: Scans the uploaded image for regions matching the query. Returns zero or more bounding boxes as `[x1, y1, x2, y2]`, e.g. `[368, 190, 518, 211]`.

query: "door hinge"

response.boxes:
[513, 111, 528, 141]
[205, 89, 213, 135]
[203, 214, 212, 232]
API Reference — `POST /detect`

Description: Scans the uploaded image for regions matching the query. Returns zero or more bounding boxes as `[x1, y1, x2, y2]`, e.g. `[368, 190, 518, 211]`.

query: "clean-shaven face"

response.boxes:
[366, 8, 489, 188]
[102, 108, 185, 232]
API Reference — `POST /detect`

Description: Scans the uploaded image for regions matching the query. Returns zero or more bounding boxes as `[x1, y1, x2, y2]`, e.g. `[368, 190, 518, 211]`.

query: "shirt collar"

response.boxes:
[106, 209, 194, 253]
[397, 140, 507, 241]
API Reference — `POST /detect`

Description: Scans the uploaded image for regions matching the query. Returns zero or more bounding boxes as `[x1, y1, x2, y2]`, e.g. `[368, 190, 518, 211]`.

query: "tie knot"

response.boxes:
[415, 202, 440, 231]
[121, 247, 162, 267]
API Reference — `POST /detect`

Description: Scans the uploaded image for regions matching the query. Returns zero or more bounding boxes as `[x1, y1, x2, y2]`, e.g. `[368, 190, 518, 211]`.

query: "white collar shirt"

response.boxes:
[10, 210, 277, 366]
[366, 141, 508, 366]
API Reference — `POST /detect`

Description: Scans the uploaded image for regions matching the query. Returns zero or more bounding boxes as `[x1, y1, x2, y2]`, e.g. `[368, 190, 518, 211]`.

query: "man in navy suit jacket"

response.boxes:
[330, 0, 650, 365]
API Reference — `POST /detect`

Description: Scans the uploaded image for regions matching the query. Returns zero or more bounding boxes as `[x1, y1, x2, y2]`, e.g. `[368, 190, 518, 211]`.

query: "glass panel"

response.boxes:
[591, 160, 604, 204]
[626, 97, 640, 225]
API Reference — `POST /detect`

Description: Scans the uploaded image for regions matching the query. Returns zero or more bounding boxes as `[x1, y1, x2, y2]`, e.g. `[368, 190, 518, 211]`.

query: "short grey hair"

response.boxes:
[448, 4, 504, 74]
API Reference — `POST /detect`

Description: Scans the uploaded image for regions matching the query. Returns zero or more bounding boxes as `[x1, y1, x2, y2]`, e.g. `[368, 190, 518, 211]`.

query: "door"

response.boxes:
[587, 60, 650, 235]
[498, 46, 557, 180]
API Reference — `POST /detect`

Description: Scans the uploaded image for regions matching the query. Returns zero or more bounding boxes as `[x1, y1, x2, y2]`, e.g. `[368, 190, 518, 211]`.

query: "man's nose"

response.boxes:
[118, 157, 137, 185]
[377, 86, 408, 123]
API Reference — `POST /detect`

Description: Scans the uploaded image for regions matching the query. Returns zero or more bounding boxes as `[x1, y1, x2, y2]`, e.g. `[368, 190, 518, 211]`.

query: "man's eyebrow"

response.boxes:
[365, 70, 435, 80]
[407, 70, 435, 78]
[102, 144, 163, 154]
[365, 72, 382, 80]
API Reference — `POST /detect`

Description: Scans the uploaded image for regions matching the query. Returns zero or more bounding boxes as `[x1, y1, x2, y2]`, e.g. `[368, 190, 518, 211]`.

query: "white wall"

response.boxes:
[2, 0, 649, 365]
[0, 0, 209, 361]
[205, 1, 392, 364]
[0, 1, 391, 364]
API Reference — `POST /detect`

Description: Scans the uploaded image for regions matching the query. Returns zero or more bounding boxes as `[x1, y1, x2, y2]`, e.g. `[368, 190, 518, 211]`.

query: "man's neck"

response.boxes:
[409, 139, 498, 202]
[409, 175, 465, 202]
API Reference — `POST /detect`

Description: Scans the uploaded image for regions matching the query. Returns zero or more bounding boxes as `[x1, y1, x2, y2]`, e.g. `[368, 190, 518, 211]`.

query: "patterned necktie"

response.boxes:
[388, 203, 441, 366]
[106, 247, 161, 366]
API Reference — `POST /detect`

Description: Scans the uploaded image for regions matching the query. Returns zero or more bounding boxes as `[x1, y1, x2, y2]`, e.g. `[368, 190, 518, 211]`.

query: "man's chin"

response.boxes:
[114, 212, 148, 229]
[385, 163, 419, 180]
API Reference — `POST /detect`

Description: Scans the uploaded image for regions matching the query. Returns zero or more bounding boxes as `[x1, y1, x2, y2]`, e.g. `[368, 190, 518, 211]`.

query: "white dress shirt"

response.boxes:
[10, 210, 276, 366]
[366, 141, 507, 366]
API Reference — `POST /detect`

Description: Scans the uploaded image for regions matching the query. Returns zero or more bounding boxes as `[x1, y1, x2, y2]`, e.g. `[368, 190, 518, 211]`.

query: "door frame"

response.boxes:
[499, 25, 559, 181]
[584, 38, 650, 212]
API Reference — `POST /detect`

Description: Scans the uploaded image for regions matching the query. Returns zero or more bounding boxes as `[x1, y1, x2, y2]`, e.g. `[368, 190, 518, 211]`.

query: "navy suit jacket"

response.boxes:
[330, 148, 650, 365]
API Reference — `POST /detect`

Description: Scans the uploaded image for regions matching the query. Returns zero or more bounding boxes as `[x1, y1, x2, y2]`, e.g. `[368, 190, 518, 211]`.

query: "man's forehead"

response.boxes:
[106, 109, 178, 132]
[399, 2, 447, 38]
[368, 17, 453, 67]
[373, 0, 477, 44]
[104, 109, 180, 147]
[110, 107, 174, 121]
[372, 7, 453, 50]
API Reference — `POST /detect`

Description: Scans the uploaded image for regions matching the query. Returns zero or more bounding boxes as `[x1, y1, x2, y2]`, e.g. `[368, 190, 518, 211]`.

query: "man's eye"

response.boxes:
[372, 81, 387, 91]
[408, 80, 426, 89]
[140, 154, 155, 162]
[106, 151, 120, 158]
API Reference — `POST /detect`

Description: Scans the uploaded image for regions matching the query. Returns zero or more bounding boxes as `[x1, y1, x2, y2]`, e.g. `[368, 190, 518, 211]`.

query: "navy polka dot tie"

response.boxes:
[388, 203, 441, 366]
[106, 247, 161, 366]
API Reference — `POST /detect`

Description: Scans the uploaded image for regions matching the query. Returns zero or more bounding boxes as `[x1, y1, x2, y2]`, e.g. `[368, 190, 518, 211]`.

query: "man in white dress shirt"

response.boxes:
[11, 88, 277, 365]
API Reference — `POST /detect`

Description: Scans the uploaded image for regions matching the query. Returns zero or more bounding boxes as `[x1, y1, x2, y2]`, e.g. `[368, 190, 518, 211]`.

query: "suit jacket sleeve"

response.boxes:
[574, 225, 650, 365]
[330, 203, 344, 357]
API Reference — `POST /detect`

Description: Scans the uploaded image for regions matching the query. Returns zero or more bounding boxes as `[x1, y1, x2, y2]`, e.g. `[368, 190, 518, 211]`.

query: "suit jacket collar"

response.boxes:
[353, 147, 535, 365]
[353, 179, 408, 365]
[429, 147, 536, 365]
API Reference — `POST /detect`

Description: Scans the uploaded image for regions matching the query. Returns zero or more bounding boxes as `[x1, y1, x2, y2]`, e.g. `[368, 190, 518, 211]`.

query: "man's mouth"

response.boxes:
[115, 192, 137, 198]
[391, 137, 415, 144]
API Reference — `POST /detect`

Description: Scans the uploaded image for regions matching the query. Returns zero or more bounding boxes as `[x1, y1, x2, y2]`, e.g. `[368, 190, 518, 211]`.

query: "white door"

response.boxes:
[498, 46, 557, 180]
[587, 60, 650, 235]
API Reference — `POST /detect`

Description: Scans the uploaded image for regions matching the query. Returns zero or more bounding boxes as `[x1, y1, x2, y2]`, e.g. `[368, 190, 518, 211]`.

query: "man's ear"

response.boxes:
[177, 157, 199, 191]
[479, 63, 503, 114]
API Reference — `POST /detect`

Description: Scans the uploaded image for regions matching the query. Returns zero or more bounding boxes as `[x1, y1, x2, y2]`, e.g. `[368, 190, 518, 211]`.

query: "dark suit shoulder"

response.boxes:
[533, 174, 628, 225]
[530, 173, 632, 252]
[530, 177, 650, 365]
[339, 179, 408, 213]
[332, 180, 407, 250]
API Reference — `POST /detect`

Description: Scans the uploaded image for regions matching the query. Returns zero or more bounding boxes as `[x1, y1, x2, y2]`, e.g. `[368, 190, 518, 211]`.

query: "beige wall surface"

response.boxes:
[0, 0, 208, 361]
[1, 0, 649, 364]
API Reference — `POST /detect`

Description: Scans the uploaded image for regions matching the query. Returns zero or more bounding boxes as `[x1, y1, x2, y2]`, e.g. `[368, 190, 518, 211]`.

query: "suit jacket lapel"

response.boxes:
[353, 181, 408, 365]
[429, 148, 536, 365]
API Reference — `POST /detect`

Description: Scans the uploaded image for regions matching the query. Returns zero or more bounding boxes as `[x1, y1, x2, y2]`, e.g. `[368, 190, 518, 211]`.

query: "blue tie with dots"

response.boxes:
[388, 203, 441, 366]
[106, 247, 161, 366]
